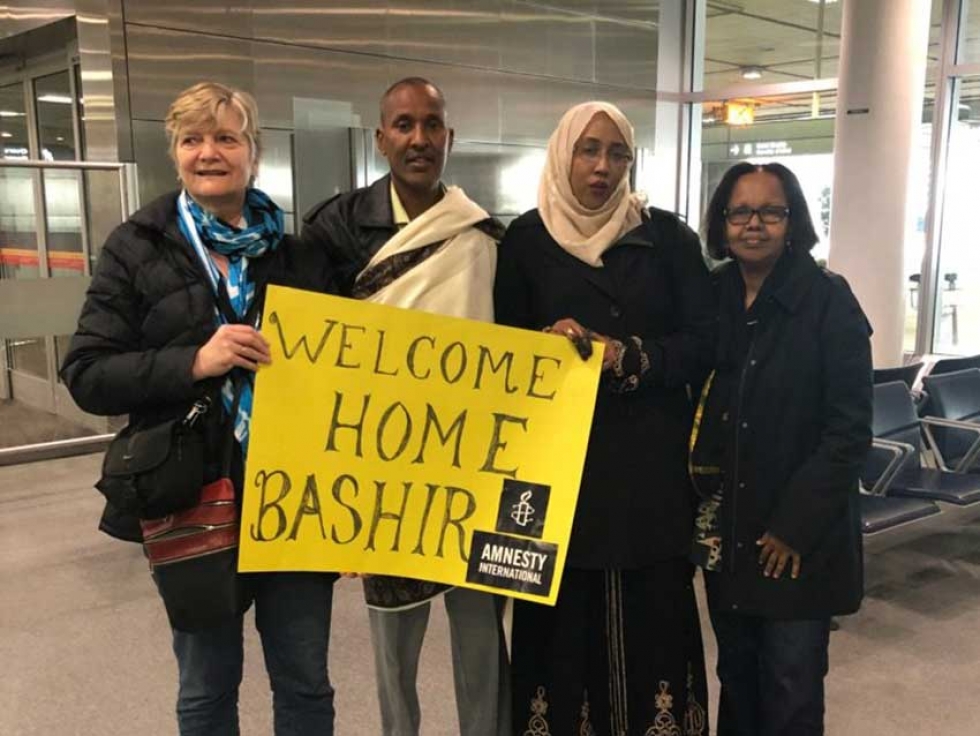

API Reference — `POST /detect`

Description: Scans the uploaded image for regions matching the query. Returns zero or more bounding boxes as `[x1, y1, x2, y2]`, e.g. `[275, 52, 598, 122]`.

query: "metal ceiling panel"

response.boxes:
[500, 1, 596, 82]
[126, 25, 254, 120]
[387, 0, 502, 68]
[250, 0, 387, 56]
[251, 41, 388, 130]
[122, 0, 252, 38]
[595, 17, 658, 89]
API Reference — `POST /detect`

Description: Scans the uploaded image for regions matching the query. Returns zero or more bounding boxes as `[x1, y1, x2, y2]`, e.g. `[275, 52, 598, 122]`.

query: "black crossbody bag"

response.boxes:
[96, 397, 212, 519]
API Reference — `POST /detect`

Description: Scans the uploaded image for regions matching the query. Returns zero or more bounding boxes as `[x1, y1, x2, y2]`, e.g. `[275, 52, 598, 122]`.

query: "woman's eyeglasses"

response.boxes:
[574, 143, 634, 166]
[724, 206, 790, 225]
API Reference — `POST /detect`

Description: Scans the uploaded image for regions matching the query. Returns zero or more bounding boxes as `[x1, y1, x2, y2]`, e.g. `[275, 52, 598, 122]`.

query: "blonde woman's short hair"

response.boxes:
[164, 81, 261, 166]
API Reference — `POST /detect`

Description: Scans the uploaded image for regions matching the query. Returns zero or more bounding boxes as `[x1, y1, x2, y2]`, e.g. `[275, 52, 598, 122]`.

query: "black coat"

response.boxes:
[695, 251, 873, 619]
[494, 208, 716, 568]
[300, 174, 399, 296]
[61, 191, 331, 541]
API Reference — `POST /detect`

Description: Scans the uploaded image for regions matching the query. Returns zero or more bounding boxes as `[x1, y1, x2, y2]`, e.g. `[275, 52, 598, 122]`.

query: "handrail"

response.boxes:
[0, 435, 113, 468]
[0, 159, 132, 170]
[0, 158, 140, 220]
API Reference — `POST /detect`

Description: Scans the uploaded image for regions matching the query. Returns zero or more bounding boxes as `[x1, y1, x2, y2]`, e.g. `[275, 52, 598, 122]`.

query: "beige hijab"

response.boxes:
[538, 101, 646, 266]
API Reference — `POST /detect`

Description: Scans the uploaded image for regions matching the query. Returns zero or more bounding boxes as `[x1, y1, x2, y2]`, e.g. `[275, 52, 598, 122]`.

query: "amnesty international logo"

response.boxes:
[496, 479, 550, 539]
[511, 490, 536, 527]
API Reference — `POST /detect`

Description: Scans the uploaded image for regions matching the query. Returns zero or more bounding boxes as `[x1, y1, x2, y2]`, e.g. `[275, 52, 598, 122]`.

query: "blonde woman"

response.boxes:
[62, 82, 336, 735]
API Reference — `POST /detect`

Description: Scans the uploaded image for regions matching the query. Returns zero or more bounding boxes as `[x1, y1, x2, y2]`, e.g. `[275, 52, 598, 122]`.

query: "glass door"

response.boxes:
[0, 56, 104, 447]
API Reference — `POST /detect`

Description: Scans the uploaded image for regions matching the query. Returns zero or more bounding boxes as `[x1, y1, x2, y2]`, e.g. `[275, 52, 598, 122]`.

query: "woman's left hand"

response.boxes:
[588, 331, 622, 372]
[756, 532, 801, 579]
[546, 317, 618, 369]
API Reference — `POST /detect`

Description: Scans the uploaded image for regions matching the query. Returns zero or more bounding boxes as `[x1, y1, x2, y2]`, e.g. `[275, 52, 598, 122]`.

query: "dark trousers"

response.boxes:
[171, 572, 336, 736]
[709, 608, 830, 736]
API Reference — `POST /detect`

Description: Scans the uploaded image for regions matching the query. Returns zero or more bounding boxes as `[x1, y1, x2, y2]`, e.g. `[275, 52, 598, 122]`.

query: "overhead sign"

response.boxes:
[238, 286, 602, 605]
[729, 140, 794, 157]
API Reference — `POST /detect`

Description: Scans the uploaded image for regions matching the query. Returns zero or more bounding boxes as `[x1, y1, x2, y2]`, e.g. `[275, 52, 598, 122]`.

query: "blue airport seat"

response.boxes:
[860, 431, 940, 534]
[860, 494, 940, 534]
[928, 354, 980, 376]
[867, 381, 980, 507]
[859, 386, 940, 534]
[873, 362, 923, 389]
[874, 362, 928, 414]
[920, 368, 980, 473]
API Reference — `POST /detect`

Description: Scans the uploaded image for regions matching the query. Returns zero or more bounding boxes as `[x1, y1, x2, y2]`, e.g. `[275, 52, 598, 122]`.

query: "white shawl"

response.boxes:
[357, 186, 497, 322]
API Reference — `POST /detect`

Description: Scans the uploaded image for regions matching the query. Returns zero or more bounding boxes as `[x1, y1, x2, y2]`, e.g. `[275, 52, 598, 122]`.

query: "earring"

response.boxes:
[785, 238, 793, 254]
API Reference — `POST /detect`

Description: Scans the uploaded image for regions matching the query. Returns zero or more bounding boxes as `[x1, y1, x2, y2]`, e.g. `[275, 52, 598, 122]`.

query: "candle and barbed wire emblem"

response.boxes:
[511, 489, 537, 528]
[496, 479, 551, 539]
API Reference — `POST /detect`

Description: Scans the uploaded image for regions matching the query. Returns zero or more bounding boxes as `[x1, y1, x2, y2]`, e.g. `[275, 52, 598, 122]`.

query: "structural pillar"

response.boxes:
[827, 0, 931, 367]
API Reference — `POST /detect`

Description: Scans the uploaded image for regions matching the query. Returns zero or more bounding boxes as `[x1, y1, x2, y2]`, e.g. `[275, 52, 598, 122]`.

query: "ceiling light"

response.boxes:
[806, 0, 838, 4]
[1, 132, 12, 138]
[0, 110, 25, 117]
[740, 66, 764, 80]
[37, 94, 73, 104]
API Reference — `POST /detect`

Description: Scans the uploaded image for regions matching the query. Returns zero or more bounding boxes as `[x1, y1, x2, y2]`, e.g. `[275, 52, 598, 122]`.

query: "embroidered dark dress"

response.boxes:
[495, 207, 713, 736]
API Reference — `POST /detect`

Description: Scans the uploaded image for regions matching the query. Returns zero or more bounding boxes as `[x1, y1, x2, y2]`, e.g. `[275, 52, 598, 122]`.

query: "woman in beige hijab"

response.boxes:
[495, 101, 715, 736]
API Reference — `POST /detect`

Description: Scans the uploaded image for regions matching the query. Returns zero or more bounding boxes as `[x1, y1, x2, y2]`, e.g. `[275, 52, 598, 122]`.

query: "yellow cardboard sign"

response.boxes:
[239, 286, 601, 605]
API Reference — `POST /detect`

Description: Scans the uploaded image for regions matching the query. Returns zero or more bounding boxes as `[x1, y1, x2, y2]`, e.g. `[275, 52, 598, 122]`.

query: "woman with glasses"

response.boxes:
[495, 101, 715, 735]
[692, 162, 872, 735]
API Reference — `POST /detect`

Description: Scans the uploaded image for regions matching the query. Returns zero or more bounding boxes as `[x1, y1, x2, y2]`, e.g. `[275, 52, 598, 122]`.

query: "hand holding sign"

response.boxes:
[546, 317, 618, 370]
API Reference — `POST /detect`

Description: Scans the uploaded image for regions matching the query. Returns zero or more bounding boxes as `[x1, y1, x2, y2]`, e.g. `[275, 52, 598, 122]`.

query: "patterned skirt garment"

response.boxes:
[512, 561, 709, 736]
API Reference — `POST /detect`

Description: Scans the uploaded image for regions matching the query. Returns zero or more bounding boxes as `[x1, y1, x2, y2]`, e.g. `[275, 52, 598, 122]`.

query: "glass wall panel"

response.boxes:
[700, 91, 836, 261]
[704, 0, 843, 91]
[700, 0, 944, 358]
[957, 0, 980, 63]
[35, 70, 84, 374]
[0, 81, 49, 380]
[933, 75, 980, 355]
[0, 81, 34, 281]
[906, 0, 944, 355]
[904, 121, 936, 355]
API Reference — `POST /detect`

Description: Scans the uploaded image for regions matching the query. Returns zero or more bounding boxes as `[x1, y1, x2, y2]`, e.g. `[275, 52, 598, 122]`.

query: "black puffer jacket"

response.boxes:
[61, 191, 331, 541]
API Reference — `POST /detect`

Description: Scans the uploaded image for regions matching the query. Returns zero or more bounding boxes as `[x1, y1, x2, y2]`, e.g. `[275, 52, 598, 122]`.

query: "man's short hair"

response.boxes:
[379, 77, 446, 124]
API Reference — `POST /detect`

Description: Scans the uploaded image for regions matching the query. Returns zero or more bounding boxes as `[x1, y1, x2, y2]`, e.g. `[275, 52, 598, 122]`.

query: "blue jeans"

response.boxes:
[709, 608, 831, 736]
[171, 572, 335, 736]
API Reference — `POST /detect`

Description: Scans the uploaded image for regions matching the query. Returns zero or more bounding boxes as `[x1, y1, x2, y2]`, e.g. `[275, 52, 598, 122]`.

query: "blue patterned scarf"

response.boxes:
[177, 188, 284, 456]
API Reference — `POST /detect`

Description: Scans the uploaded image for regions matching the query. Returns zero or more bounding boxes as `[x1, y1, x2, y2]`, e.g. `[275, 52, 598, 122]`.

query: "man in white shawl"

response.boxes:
[300, 77, 506, 736]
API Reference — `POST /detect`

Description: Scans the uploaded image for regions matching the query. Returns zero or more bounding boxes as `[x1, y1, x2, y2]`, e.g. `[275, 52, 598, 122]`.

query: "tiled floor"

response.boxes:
[0, 399, 97, 449]
[3, 453, 980, 735]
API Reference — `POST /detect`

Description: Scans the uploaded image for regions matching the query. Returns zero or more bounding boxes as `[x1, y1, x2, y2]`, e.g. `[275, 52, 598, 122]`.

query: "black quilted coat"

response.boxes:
[61, 191, 331, 541]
